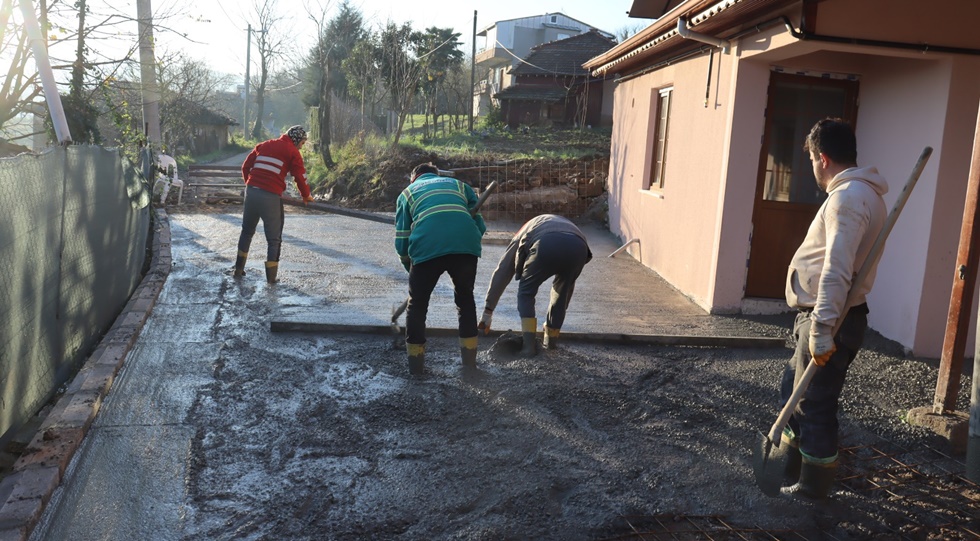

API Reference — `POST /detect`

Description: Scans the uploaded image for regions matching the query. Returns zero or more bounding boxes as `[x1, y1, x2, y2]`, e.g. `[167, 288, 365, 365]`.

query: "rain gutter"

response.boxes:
[778, 15, 980, 56]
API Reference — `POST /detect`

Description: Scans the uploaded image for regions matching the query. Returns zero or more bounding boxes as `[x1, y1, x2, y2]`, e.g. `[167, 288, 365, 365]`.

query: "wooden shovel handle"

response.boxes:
[767, 147, 933, 444]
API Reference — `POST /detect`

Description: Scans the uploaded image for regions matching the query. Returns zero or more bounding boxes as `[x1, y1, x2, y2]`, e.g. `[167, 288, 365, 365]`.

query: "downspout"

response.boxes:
[677, 17, 730, 54]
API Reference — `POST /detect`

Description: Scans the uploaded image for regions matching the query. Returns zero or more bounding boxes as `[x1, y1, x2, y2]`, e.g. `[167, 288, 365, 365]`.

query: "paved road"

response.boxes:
[26, 200, 792, 540]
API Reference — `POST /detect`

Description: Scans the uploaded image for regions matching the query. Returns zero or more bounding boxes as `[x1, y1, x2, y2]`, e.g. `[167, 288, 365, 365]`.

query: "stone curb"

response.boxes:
[0, 208, 172, 541]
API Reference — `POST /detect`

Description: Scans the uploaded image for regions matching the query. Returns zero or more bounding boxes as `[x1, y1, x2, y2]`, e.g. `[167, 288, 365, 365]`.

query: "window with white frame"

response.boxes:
[648, 86, 672, 191]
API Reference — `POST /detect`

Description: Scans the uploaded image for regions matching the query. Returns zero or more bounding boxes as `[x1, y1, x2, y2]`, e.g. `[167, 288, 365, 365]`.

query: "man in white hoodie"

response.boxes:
[779, 118, 888, 500]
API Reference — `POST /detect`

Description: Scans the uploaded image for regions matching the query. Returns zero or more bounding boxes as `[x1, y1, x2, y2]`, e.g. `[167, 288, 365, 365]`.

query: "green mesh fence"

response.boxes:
[0, 145, 150, 443]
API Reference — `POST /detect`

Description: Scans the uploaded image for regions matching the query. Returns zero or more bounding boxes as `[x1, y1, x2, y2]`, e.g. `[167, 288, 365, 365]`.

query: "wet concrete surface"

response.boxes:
[27, 203, 978, 540]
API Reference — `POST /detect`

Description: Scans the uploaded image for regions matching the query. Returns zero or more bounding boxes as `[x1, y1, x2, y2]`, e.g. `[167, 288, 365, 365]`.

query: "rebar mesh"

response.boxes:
[837, 442, 980, 540]
[606, 514, 809, 540]
[448, 156, 608, 227]
[602, 443, 979, 541]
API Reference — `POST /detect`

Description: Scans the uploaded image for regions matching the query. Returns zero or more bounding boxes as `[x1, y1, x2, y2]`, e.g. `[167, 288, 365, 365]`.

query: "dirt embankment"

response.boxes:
[317, 130, 612, 222]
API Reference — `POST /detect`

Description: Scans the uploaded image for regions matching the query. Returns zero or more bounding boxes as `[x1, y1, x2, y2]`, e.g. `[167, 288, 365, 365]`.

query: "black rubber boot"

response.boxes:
[779, 427, 803, 486]
[233, 250, 248, 278]
[781, 458, 837, 500]
[460, 336, 477, 368]
[265, 261, 279, 284]
[407, 342, 425, 375]
[521, 317, 537, 357]
[782, 440, 803, 485]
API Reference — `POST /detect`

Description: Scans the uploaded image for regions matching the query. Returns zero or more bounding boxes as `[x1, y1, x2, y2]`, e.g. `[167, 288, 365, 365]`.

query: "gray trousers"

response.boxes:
[237, 186, 284, 262]
[516, 232, 590, 329]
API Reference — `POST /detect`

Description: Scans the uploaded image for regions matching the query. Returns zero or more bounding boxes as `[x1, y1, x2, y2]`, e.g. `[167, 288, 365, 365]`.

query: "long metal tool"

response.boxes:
[390, 181, 499, 345]
[753, 147, 933, 497]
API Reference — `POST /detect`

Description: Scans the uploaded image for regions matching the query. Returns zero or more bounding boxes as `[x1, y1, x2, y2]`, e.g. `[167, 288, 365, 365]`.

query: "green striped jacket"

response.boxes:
[395, 173, 486, 268]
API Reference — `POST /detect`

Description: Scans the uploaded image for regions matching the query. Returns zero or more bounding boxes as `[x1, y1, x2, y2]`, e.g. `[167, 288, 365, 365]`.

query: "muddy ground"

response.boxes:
[157, 206, 978, 541]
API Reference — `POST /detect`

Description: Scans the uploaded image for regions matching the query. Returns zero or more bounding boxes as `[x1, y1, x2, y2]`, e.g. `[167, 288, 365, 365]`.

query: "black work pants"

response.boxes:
[779, 303, 868, 460]
[406, 254, 479, 345]
[516, 232, 590, 329]
[237, 186, 285, 262]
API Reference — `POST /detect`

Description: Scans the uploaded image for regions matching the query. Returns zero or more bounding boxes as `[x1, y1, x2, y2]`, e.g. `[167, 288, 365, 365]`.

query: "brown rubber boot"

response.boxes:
[233, 250, 248, 278]
[543, 325, 560, 350]
[265, 261, 279, 284]
[460, 336, 477, 368]
[781, 457, 837, 500]
[521, 317, 537, 357]
[407, 342, 425, 375]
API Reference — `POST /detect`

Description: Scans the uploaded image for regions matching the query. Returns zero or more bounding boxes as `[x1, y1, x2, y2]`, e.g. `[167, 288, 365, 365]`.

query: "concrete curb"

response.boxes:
[0, 208, 172, 541]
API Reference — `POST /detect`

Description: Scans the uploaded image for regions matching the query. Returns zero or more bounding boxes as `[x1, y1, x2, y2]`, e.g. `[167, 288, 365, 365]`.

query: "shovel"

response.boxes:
[391, 180, 499, 346]
[754, 146, 932, 497]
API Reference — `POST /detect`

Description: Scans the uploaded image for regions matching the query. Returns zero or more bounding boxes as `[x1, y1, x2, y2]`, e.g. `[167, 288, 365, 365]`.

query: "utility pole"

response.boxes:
[469, 10, 476, 132]
[244, 24, 252, 139]
[136, 0, 161, 148]
[19, 0, 70, 144]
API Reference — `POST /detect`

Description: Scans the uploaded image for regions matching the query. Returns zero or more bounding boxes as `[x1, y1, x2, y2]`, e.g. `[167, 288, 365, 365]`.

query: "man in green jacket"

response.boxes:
[395, 163, 487, 375]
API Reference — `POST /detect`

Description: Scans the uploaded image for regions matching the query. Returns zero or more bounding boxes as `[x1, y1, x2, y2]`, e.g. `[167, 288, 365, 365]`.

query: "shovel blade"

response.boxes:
[753, 431, 789, 497]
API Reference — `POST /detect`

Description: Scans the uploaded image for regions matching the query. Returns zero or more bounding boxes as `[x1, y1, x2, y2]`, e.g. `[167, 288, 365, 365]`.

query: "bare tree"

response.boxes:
[306, 0, 364, 166]
[249, 0, 286, 140]
[0, 0, 43, 139]
[441, 59, 472, 132]
[379, 21, 422, 147]
[342, 31, 385, 133]
[616, 24, 646, 43]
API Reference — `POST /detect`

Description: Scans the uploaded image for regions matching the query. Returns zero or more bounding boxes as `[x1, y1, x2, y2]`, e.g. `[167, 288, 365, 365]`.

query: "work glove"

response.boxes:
[478, 308, 493, 335]
[399, 255, 412, 273]
[808, 322, 837, 367]
[303, 195, 314, 204]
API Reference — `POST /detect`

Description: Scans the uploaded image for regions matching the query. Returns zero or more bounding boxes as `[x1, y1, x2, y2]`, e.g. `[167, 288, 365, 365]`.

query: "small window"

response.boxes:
[557, 33, 570, 40]
[551, 15, 557, 23]
[648, 87, 673, 190]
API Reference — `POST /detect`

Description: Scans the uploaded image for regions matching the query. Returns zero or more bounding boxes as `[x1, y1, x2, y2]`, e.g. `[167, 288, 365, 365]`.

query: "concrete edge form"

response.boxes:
[269, 321, 787, 349]
[0, 209, 172, 541]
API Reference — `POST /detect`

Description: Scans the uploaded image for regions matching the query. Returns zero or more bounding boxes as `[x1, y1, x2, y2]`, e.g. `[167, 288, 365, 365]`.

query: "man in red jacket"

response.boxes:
[233, 125, 313, 283]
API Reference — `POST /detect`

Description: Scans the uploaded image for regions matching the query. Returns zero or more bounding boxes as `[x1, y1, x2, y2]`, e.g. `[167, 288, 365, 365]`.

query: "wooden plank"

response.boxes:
[282, 197, 394, 224]
[188, 164, 239, 170]
[188, 171, 241, 178]
[935, 111, 980, 413]
[268, 320, 786, 348]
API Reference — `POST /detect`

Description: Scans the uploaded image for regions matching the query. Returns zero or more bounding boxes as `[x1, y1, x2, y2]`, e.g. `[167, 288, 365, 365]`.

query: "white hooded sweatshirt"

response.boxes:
[785, 166, 889, 328]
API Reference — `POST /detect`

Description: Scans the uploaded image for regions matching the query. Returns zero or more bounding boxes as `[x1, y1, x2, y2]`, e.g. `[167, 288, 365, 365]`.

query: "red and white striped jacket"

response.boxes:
[241, 134, 310, 198]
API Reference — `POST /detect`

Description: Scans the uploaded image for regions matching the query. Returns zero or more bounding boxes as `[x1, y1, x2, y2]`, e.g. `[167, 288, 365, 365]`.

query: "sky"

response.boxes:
[149, 0, 647, 84]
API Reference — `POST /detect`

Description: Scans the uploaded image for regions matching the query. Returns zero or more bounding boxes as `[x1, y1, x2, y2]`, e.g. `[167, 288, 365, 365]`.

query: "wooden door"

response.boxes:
[744, 73, 858, 298]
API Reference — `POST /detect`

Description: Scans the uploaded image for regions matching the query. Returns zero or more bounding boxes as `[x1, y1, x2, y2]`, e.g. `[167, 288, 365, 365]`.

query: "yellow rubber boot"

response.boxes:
[543, 325, 560, 350]
[407, 342, 425, 375]
[233, 250, 248, 278]
[265, 261, 279, 284]
[460, 336, 478, 368]
[521, 317, 537, 357]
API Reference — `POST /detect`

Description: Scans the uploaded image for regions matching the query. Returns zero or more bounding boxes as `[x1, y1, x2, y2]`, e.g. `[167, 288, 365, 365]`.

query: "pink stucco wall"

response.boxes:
[608, 50, 738, 310]
[604, 6, 980, 357]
